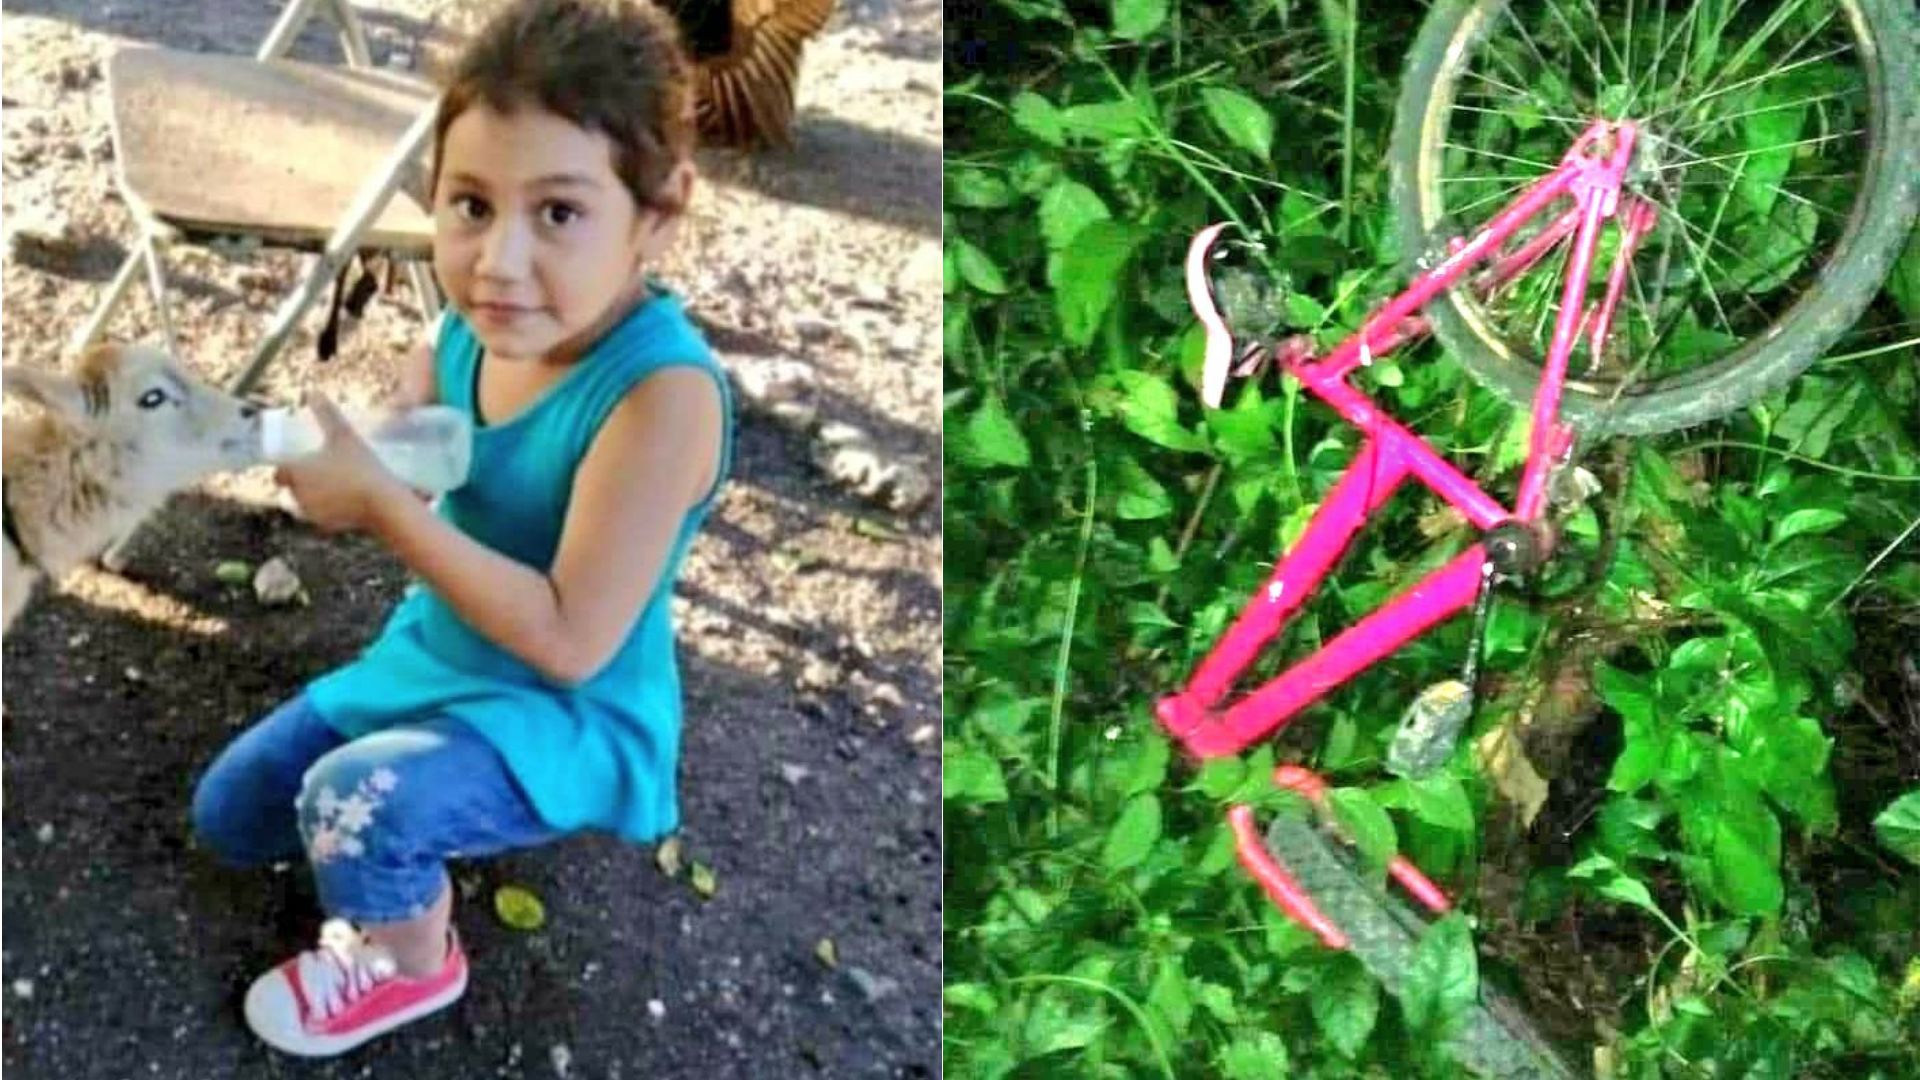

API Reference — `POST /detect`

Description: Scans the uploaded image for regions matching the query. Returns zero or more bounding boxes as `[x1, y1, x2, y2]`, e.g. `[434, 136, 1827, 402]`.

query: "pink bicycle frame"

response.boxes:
[1158, 120, 1654, 760]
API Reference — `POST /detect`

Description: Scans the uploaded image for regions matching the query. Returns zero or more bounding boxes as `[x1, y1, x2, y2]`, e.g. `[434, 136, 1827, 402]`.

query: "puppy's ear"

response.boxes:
[2, 365, 92, 420]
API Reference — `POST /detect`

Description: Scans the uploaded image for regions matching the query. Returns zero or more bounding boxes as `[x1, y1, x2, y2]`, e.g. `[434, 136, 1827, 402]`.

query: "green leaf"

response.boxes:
[1873, 790, 1920, 866]
[1773, 508, 1847, 544]
[944, 982, 998, 1014]
[1114, 456, 1173, 520]
[1038, 179, 1111, 251]
[1193, 756, 1248, 799]
[1102, 793, 1163, 870]
[1193, 980, 1240, 1024]
[1148, 958, 1193, 1035]
[954, 238, 1010, 295]
[1310, 953, 1380, 1058]
[213, 560, 253, 585]
[965, 396, 1032, 469]
[1596, 873, 1660, 916]
[1712, 811, 1783, 916]
[949, 170, 1014, 209]
[1011, 91, 1066, 146]
[1022, 992, 1109, 1055]
[1402, 774, 1477, 833]
[1218, 1030, 1289, 1078]
[1889, 225, 1920, 322]
[493, 884, 547, 930]
[1111, 0, 1168, 41]
[1122, 735, 1173, 796]
[1115, 371, 1208, 452]
[944, 741, 1010, 803]
[1200, 87, 1273, 160]
[1054, 221, 1143, 346]
[689, 861, 718, 899]
[1326, 788, 1397, 877]
[1401, 913, 1479, 1036]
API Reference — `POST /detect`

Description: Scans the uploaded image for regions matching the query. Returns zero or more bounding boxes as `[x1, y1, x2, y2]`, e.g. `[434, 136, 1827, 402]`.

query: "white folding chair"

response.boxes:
[75, 0, 443, 395]
[80, 0, 445, 567]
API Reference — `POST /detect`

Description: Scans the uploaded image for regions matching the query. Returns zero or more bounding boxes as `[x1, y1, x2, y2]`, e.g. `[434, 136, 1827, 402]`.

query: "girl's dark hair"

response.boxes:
[431, 0, 694, 213]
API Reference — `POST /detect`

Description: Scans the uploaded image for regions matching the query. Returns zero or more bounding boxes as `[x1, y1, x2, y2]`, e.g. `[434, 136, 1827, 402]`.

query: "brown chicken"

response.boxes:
[659, 0, 837, 148]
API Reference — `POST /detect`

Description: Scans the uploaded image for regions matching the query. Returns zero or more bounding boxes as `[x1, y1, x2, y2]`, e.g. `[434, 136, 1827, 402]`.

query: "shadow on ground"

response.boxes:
[2, 488, 937, 1080]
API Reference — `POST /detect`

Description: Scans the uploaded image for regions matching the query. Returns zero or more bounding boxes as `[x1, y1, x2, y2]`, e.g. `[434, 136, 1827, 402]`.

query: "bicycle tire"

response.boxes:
[1389, 0, 1920, 436]
[1265, 813, 1584, 1080]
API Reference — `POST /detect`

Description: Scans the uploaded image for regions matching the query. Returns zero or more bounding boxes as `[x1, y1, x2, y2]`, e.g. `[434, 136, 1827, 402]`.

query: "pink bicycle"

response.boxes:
[1152, 0, 1918, 1073]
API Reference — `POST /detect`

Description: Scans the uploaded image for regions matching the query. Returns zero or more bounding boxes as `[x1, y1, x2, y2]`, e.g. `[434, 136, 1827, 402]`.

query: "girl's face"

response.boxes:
[432, 103, 688, 364]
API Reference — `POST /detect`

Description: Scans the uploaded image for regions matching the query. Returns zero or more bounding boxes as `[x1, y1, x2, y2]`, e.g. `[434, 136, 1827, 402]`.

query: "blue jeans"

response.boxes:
[191, 694, 564, 924]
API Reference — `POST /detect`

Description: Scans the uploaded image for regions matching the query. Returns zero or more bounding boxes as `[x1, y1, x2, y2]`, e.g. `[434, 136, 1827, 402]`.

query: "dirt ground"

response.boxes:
[1, 1, 941, 1077]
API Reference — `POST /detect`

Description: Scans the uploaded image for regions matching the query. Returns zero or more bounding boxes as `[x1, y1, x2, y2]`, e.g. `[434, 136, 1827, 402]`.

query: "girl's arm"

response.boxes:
[280, 368, 724, 686]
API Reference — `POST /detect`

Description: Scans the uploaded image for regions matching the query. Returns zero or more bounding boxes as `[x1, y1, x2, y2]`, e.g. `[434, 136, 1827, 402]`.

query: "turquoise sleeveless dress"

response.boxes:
[304, 288, 732, 843]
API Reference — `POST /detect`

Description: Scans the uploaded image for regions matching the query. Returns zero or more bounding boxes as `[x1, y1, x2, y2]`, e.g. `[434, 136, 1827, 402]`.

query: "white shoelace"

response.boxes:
[297, 918, 399, 1021]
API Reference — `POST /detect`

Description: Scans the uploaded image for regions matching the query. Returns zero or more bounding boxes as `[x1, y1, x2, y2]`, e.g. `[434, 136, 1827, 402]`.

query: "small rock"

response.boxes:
[124, 666, 144, 683]
[35, 823, 53, 844]
[909, 724, 936, 745]
[886, 326, 919, 357]
[252, 556, 305, 606]
[794, 316, 834, 343]
[11, 979, 32, 1000]
[798, 657, 837, 692]
[871, 682, 906, 710]
[646, 999, 666, 1020]
[853, 281, 893, 309]
[779, 762, 812, 786]
[549, 1043, 572, 1078]
[846, 967, 900, 1003]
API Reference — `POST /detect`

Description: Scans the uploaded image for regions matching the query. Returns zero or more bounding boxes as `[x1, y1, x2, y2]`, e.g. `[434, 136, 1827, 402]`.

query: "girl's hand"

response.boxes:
[274, 394, 410, 534]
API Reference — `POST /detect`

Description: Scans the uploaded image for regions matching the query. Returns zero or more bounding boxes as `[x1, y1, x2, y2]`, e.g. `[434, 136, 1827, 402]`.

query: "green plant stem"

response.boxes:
[1340, 0, 1357, 245]
[1048, 458, 1098, 837]
[1005, 974, 1179, 1080]
[1672, 441, 1920, 484]
[1821, 512, 1920, 616]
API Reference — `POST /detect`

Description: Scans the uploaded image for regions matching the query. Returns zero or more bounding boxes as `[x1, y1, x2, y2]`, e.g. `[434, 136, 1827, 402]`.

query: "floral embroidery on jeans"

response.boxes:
[306, 766, 401, 864]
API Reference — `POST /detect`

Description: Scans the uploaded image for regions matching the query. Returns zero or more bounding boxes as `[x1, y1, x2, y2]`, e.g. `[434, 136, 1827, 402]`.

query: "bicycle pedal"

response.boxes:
[1387, 679, 1474, 778]
[1548, 463, 1602, 511]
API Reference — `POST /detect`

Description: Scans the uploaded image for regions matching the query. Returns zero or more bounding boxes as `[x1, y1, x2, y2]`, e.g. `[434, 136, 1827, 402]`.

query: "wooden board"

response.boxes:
[109, 47, 436, 254]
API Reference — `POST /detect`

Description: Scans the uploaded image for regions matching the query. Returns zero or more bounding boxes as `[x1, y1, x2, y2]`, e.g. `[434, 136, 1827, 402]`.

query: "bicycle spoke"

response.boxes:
[1503, 5, 1593, 112]
[1449, 177, 1545, 219]
[1668, 88, 1862, 137]
[1541, 0, 1608, 99]
[1657, 140, 1854, 226]
[1643, 41, 1855, 124]
[1686, 0, 1823, 111]
[1464, 58, 1583, 139]
[1443, 142, 1558, 171]
[1577, 0, 1628, 89]
[1656, 128, 1864, 172]
[1626, 0, 1700, 115]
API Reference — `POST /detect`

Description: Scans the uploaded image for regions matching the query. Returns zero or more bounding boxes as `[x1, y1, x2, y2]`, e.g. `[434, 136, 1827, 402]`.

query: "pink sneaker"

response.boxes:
[244, 918, 468, 1056]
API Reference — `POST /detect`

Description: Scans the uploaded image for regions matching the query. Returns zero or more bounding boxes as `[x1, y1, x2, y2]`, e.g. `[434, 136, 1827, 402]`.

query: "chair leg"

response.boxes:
[407, 261, 441, 325]
[256, 0, 322, 61]
[326, 0, 374, 68]
[68, 245, 144, 358]
[142, 234, 181, 358]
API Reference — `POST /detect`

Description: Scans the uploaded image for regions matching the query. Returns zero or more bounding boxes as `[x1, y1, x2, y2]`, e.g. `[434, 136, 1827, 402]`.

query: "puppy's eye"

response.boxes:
[138, 388, 168, 410]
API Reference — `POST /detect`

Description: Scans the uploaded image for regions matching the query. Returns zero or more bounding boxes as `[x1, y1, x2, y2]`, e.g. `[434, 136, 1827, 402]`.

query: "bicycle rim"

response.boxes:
[1396, 0, 1917, 434]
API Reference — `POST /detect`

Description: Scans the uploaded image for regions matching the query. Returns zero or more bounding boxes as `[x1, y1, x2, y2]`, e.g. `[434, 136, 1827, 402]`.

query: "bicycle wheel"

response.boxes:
[1390, 0, 1919, 436]
[1265, 813, 1582, 1080]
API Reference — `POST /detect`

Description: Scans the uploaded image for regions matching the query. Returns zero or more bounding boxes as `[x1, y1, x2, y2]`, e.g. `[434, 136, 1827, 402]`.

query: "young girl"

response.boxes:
[188, 0, 730, 1056]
